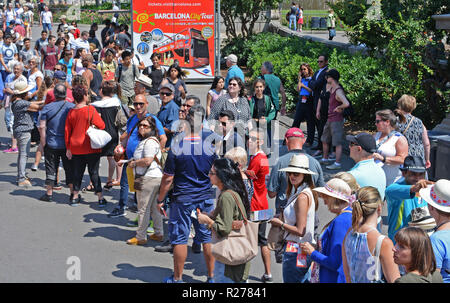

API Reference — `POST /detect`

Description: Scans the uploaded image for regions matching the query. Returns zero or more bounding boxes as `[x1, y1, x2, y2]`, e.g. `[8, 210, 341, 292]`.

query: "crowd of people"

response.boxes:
[0, 3, 448, 284]
[287, 2, 336, 40]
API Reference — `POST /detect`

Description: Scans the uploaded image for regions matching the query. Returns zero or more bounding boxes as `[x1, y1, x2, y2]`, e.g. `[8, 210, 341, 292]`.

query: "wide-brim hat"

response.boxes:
[279, 154, 317, 175]
[419, 179, 450, 213]
[136, 74, 153, 88]
[13, 80, 34, 95]
[60, 15, 67, 20]
[313, 178, 354, 204]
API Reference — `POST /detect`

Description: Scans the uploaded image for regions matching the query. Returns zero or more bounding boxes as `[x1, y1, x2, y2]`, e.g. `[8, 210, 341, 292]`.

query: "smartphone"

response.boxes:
[160, 206, 168, 217]
[190, 209, 198, 220]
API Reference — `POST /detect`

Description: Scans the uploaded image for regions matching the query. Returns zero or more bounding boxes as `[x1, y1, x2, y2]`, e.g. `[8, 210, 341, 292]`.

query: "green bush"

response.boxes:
[222, 32, 442, 129]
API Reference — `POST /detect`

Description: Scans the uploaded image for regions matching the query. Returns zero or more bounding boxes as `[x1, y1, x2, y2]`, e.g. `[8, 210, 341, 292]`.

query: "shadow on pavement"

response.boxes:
[112, 263, 204, 283]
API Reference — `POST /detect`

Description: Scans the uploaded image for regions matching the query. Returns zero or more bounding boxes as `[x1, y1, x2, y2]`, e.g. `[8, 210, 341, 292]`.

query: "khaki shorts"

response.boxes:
[321, 120, 345, 146]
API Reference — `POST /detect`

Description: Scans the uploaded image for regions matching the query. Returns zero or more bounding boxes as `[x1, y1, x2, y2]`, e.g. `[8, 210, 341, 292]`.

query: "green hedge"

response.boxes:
[225, 32, 438, 130]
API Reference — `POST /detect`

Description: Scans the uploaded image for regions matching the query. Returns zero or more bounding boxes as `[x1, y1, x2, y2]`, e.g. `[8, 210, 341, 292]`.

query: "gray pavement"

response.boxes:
[0, 23, 387, 283]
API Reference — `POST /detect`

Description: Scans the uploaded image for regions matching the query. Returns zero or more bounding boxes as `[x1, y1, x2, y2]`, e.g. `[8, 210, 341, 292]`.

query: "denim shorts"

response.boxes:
[282, 243, 312, 283]
[168, 199, 214, 245]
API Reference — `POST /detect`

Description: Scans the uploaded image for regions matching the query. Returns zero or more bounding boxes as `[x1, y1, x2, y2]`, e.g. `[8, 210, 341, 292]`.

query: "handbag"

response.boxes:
[211, 190, 259, 266]
[329, 28, 336, 38]
[133, 137, 162, 191]
[85, 105, 112, 149]
[113, 115, 143, 162]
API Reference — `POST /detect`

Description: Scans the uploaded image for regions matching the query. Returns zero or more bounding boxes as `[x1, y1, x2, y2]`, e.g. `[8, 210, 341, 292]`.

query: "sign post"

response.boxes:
[131, 0, 217, 82]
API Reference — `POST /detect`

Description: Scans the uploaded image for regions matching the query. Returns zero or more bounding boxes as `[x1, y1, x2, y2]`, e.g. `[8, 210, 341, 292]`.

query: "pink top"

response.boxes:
[327, 87, 344, 122]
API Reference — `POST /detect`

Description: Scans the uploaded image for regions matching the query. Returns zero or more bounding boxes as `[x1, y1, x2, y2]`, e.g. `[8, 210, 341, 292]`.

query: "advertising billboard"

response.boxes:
[132, 0, 216, 81]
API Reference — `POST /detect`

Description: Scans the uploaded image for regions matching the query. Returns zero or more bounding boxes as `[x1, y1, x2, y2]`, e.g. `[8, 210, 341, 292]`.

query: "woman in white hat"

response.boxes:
[420, 179, 450, 283]
[269, 154, 318, 283]
[299, 178, 354, 283]
[10, 80, 44, 187]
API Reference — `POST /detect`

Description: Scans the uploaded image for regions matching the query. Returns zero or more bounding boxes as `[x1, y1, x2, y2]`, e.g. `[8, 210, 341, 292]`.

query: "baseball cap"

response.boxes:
[285, 128, 305, 139]
[54, 70, 67, 81]
[225, 54, 238, 64]
[158, 83, 175, 93]
[399, 155, 426, 173]
[346, 132, 376, 153]
[68, 26, 76, 31]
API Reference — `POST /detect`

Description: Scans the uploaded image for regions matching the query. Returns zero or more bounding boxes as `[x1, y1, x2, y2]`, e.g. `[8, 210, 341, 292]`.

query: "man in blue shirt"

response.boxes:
[156, 83, 179, 148]
[347, 132, 386, 200]
[224, 54, 244, 89]
[157, 104, 217, 283]
[38, 83, 75, 202]
[108, 94, 167, 218]
[385, 156, 432, 242]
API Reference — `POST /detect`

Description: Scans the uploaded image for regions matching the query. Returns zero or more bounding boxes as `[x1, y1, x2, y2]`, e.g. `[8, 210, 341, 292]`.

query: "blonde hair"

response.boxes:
[352, 186, 382, 232]
[224, 146, 248, 169]
[333, 172, 360, 195]
[397, 94, 417, 114]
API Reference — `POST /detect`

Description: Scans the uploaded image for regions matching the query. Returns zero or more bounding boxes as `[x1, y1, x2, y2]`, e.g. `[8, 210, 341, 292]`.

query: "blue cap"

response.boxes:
[54, 70, 67, 81]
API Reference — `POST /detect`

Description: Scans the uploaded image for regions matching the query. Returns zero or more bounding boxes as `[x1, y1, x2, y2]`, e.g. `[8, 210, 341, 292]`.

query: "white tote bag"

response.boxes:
[85, 105, 112, 149]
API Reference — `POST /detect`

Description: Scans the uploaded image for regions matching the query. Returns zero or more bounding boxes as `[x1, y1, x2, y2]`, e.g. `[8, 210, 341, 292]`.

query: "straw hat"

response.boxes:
[313, 178, 355, 204]
[279, 154, 317, 175]
[419, 179, 450, 213]
[408, 206, 436, 235]
[136, 74, 153, 88]
[13, 80, 34, 95]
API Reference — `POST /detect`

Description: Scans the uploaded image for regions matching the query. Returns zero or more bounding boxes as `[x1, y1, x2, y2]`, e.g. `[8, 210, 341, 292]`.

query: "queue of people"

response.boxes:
[0, 5, 448, 284]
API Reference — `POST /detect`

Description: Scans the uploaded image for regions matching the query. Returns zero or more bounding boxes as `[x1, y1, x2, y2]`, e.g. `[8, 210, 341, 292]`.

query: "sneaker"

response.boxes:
[261, 274, 273, 283]
[4, 147, 18, 153]
[326, 162, 342, 170]
[312, 150, 322, 158]
[108, 207, 126, 218]
[206, 277, 215, 283]
[149, 234, 164, 242]
[98, 198, 107, 208]
[192, 242, 201, 254]
[319, 158, 331, 164]
[18, 179, 32, 188]
[69, 194, 81, 207]
[31, 164, 38, 171]
[39, 194, 52, 202]
[147, 226, 154, 234]
[53, 183, 62, 190]
[126, 237, 147, 245]
[155, 240, 173, 253]
[163, 275, 184, 283]
[328, 153, 336, 160]
[126, 217, 139, 227]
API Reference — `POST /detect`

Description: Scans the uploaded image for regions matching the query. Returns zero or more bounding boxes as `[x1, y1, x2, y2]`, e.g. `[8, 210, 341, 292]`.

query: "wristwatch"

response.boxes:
[281, 223, 285, 230]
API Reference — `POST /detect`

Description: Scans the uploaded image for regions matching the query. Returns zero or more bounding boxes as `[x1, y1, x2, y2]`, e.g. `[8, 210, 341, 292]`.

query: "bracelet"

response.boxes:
[382, 155, 386, 163]
[281, 223, 285, 230]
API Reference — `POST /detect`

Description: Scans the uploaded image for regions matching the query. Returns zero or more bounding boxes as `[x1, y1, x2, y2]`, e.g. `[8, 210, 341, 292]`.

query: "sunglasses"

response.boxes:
[229, 82, 238, 87]
[138, 124, 150, 129]
[350, 141, 359, 147]
[181, 103, 192, 108]
[133, 102, 145, 107]
[208, 170, 217, 176]
[249, 136, 258, 142]
[54, 68, 62, 71]
[287, 172, 301, 177]
[159, 92, 172, 96]
[375, 119, 384, 124]
[317, 60, 324, 63]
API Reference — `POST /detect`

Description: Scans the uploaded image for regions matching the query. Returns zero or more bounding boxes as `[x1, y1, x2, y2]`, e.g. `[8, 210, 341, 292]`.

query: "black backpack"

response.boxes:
[337, 86, 354, 120]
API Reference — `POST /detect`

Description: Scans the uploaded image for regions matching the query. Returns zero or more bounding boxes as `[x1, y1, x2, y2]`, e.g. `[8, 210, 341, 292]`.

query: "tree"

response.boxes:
[221, 0, 282, 40]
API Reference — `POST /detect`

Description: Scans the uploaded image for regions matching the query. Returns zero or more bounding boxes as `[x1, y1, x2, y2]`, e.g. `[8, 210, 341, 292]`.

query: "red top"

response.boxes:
[45, 88, 74, 104]
[65, 105, 105, 155]
[74, 28, 80, 39]
[247, 152, 269, 211]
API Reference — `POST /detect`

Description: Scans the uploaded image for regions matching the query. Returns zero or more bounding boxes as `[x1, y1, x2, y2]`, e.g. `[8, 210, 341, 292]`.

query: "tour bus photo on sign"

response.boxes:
[132, 0, 216, 81]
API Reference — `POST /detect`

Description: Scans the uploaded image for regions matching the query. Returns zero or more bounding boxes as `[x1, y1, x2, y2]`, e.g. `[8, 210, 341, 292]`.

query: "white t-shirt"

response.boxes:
[28, 70, 44, 92]
[71, 38, 90, 53]
[133, 137, 162, 178]
[5, 10, 15, 23]
[40, 11, 52, 24]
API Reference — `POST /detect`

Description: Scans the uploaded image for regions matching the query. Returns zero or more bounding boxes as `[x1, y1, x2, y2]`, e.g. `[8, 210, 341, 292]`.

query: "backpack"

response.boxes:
[336, 86, 354, 120]
[117, 63, 137, 83]
[286, 12, 291, 22]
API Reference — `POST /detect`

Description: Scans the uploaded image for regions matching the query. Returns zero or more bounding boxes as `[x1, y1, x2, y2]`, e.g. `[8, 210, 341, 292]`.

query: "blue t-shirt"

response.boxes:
[385, 177, 428, 242]
[225, 65, 245, 88]
[164, 135, 217, 203]
[430, 230, 450, 283]
[126, 113, 165, 159]
[40, 100, 75, 149]
[0, 43, 18, 71]
[299, 77, 312, 96]
[349, 159, 386, 200]
[156, 99, 179, 147]
[59, 58, 73, 76]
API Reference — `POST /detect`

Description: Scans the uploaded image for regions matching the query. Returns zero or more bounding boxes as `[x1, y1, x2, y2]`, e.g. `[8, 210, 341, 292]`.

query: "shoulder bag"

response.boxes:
[85, 105, 112, 149]
[211, 190, 259, 266]
[133, 137, 161, 191]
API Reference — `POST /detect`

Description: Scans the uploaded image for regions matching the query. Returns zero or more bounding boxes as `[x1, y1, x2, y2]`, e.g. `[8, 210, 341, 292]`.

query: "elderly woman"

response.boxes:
[373, 109, 409, 186]
[10, 80, 44, 187]
[300, 178, 354, 283]
[208, 77, 251, 137]
[395, 95, 431, 168]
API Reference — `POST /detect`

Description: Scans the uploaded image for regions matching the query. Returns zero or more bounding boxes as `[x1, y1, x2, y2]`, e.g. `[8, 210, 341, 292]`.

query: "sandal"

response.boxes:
[82, 184, 95, 192]
[103, 181, 113, 191]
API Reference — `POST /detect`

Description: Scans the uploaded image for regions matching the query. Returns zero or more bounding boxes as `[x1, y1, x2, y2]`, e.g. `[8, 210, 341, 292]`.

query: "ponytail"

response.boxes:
[351, 186, 382, 232]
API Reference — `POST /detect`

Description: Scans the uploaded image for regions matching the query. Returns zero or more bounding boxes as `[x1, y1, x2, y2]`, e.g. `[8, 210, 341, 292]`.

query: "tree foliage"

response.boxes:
[220, 0, 282, 40]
